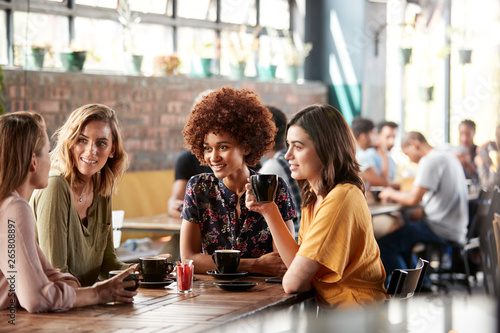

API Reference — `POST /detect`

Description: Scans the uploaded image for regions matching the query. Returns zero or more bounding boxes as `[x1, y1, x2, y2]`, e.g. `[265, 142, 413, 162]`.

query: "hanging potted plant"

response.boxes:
[399, 23, 415, 66]
[399, 47, 413, 66]
[417, 57, 436, 103]
[118, 0, 143, 75]
[446, 27, 475, 65]
[282, 30, 312, 83]
[458, 49, 472, 64]
[418, 86, 434, 102]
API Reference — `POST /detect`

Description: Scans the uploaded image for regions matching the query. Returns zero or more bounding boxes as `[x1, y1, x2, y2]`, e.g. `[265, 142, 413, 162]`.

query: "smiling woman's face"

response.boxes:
[285, 125, 322, 187]
[71, 120, 115, 181]
[203, 131, 249, 179]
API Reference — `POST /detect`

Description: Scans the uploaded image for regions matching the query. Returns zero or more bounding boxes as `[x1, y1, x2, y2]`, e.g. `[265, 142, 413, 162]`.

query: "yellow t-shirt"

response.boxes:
[297, 183, 387, 308]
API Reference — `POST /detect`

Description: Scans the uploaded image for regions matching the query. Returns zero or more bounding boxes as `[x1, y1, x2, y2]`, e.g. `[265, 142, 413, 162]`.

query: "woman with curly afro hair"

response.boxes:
[180, 86, 296, 276]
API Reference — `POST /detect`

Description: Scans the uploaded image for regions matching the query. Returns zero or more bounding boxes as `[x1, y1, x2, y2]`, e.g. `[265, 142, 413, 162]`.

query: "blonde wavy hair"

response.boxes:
[51, 104, 129, 197]
[0, 111, 47, 201]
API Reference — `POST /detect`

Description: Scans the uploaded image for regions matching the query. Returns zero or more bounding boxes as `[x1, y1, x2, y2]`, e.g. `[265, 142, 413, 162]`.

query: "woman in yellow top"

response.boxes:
[246, 104, 387, 308]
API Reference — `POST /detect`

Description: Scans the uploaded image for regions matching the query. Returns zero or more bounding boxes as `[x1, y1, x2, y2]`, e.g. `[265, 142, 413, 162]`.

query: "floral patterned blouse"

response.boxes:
[181, 171, 296, 258]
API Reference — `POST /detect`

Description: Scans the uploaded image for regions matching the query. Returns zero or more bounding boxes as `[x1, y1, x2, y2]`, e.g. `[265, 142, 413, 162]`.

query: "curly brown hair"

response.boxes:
[183, 86, 276, 167]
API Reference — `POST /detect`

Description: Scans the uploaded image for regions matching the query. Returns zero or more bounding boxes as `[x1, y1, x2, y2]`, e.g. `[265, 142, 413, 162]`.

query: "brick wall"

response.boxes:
[4, 70, 328, 171]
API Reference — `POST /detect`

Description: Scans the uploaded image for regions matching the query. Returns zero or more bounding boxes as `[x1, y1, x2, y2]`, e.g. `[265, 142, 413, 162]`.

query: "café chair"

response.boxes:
[493, 213, 500, 294]
[461, 189, 494, 293]
[416, 189, 494, 294]
[476, 187, 500, 296]
[387, 258, 429, 300]
[112, 210, 125, 249]
[493, 213, 500, 289]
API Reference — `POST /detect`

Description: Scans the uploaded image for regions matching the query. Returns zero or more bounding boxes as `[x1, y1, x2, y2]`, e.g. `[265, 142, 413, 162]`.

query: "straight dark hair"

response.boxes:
[287, 104, 365, 207]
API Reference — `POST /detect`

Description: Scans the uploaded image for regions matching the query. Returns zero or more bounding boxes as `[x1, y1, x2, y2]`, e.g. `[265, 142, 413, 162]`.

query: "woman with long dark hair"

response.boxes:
[246, 104, 387, 308]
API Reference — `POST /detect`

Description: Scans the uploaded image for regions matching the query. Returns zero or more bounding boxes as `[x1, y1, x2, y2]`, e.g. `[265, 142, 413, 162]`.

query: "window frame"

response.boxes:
[0, 0, 293, 70]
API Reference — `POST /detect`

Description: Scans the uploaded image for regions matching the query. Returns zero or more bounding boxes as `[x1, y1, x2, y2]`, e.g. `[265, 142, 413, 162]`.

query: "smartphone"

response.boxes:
[265, 276, 283, 284]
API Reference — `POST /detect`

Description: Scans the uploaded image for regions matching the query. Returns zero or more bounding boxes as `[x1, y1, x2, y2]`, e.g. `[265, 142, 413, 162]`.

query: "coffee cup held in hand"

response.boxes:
[250, 174, 278, 203]
[108, 270, 140, 291]
[212, 249, 241, 274]
[139, 257, 174, 282]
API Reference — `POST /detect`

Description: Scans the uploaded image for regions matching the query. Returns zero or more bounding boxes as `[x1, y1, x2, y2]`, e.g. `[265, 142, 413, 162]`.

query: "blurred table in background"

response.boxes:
[121, 214, 182, 234]
[116, 214, 182, 262]
[369, 202, 402, 217]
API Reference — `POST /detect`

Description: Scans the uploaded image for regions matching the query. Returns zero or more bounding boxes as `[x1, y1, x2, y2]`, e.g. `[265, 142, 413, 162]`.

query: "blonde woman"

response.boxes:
[31, 104, 134, 286]
[0, 111, 136, 313]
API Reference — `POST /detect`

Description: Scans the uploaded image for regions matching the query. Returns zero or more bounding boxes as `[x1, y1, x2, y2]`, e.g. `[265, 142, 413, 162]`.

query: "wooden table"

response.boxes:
[121, 214, 182, 234]
[368, 202, 401, 217]
[2, 274, 313, 332]
[214, 293, 497, 332]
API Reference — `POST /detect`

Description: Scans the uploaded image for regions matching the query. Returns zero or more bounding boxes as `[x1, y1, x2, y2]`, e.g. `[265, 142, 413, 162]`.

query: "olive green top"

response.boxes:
[30, 170, 129, 287]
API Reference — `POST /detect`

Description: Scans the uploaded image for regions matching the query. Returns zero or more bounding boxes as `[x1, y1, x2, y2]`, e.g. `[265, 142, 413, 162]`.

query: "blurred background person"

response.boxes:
[456, 119, 479, 185]
[375, 121, 399, 187]
[377, 132, 468, 287]
[168, 90, 214, 218]
[474, 124, 500, 191]
[168, 150, 212, 218]
[351, 117, 390, 188]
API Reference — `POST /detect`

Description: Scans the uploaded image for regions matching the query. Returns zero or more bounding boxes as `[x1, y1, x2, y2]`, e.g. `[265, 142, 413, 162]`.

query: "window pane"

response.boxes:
[74, 17, 122, 71]
[221, 0, 256, 25]
[0, 11, 7, 64]
[129, 0, 167, 14]
[220, 28, 258, 77]
[166, 0, 173, 16]
[132, 23, 173, 76]
[177, 27, 217, 75]
[75, 0, 117, 9]
[260, 0, 289, 29]
[13, 12, 69, 68]
[177, 0, 216, 21]
[258, 34, 283, 65]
